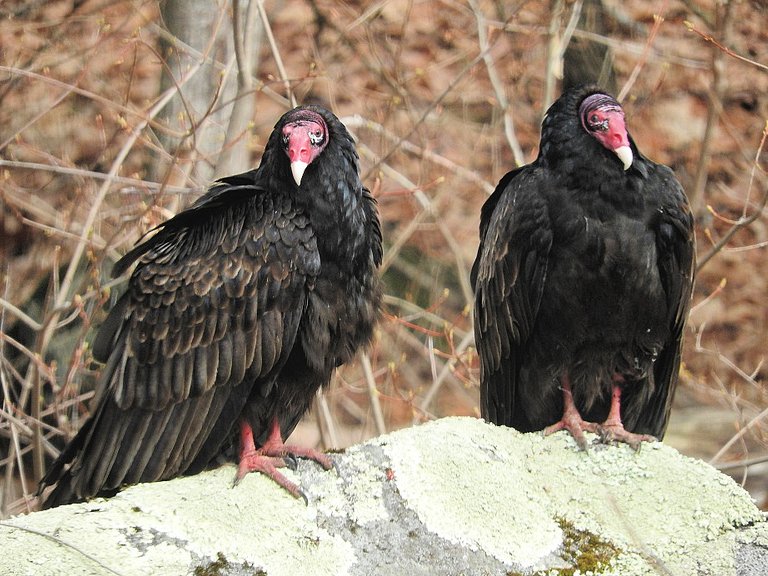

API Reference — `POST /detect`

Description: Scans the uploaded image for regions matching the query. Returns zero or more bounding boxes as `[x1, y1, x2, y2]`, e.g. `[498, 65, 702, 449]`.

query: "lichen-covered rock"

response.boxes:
[2, 417, 766, 575]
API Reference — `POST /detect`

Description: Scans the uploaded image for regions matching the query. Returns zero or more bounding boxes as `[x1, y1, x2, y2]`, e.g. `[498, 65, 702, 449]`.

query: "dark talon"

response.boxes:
[597, 426, 612, 445]
[283, 453, 299, 471]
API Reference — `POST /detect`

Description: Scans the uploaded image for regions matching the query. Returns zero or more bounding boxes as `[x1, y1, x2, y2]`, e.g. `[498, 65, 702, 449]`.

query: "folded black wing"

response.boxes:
[471, 168, 553, 427]
[41, 177, 319, 507]
[631, 162, 695, 437]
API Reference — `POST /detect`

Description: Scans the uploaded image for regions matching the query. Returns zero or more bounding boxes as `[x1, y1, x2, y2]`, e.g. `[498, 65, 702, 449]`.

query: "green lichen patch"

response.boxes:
[192, 552, 266, 576]
[505, 519, 619, 576]
[555, 517, 620, 575]
[377, 417, 766, 575]
[379, 418, 564, 568]
[3, 417, 767, 576]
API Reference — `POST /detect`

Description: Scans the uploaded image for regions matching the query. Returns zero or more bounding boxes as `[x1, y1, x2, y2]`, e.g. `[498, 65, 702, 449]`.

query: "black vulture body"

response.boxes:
[41, 106, 382, 507]
[472, 85, 695, 447]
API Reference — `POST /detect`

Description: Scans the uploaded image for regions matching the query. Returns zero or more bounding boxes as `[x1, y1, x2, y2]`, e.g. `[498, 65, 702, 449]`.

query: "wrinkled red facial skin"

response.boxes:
[282, 120, 327, 165]
[579, 95, 630, 153]
[588, 109, 630, 152]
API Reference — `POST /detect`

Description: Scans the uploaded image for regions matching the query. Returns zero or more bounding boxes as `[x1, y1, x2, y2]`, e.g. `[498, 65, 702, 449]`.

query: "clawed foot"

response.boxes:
[235, 451, 301, 496]
[545, 419, 656, 451]
[596, 421, 656, 450]
[543, 413, 599, 450]
[546, 378, 657, 451]
[544, 377, 599, 450]
[235, 446, 334, 503]
[236, 419, 334, 502]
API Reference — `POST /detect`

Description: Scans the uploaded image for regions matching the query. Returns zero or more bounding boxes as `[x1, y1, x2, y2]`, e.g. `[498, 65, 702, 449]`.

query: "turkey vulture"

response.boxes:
[471, 85, 695, 449]
[40, 105, 382, 507]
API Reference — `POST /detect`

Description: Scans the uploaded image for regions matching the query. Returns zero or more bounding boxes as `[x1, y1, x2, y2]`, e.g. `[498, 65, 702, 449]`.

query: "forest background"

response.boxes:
[0, 0, 766, 518]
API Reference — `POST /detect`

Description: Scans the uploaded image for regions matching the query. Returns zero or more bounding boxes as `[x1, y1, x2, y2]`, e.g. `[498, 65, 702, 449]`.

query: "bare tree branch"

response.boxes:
[468, 0, 525, 166]
[689, 1, 734, 213]
[216, 0, 263, 177]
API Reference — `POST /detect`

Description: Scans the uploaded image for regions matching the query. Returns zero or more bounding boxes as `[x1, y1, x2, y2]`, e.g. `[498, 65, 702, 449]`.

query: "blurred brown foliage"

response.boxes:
[0, 0, 766, 517]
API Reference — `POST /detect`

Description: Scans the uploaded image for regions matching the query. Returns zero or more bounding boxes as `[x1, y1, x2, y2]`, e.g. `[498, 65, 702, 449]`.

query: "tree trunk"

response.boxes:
[153, 0, 262, 186]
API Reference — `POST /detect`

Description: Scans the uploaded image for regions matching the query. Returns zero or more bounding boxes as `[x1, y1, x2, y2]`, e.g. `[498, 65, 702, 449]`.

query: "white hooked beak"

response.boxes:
[615, 146, 633, 171]
[291, 160, 309, 186]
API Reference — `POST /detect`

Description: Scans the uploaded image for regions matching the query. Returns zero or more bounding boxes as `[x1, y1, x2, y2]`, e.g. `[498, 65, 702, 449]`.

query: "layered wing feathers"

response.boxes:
[472, 170, 553, 425]
[41, 181, 319, 506]
[630, 162, 695, 436]
[108, 184, 317, 410]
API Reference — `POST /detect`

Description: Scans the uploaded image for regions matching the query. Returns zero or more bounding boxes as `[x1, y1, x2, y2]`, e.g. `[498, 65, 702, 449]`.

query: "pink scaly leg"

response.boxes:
[596, 385, 656, 449]
[543, 374, 599, 450]
[236, 418, 333, 500]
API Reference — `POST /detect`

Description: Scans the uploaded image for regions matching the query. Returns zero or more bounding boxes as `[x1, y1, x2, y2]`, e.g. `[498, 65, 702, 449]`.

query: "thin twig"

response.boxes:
[468, 0, 525, 166]
[418, 329, 475, 419]
[315, 390, 339, 449]
[715, 453, 768, 472]
[543, 0, 565, 115]
[357, 142, 475, 312]
[362, 49, 488, 182]
[688, 277, 725, 314]
[685, 19, 768, 73]
[0, 159, 195, 194]
[342, 115, 494, 194]
[0, 523, 129, 576]
[689, 1, 733, 213]
[695, 323, 760, 390]
[361, 353, 386, 436]
[0, 298, 42, 331]
[257, 0, 296, 108]
[0, 65, 183, 138]
[383, 295, 470, 340]
[709, 404, 768, 466]
[0, 77, 78, 152]
[558, 0, 583, 62]
[617, 5, 668, 102]
[1, 276, 32, 514]
[697, 120, 768, 271]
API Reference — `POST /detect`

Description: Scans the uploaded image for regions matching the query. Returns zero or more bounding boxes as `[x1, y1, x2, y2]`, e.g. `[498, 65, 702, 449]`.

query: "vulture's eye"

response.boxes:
[309, 130, 325, 146]
[587, 112, 608, 132]
[282, 134, 290, 147]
